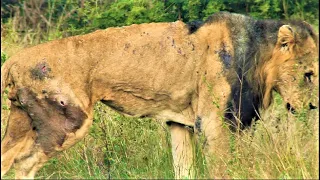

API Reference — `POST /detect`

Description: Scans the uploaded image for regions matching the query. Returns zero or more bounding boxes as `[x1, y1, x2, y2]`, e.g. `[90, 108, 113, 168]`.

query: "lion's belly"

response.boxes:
[100, 86, 196, 126]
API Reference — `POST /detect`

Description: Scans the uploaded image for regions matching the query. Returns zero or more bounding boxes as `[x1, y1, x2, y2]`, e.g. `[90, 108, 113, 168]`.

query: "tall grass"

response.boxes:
[1, 90, 318, 179]
[223, 92, 319, 179]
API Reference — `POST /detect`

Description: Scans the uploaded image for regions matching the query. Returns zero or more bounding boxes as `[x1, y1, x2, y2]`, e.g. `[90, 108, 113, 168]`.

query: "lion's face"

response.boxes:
[268, 24, 318, 112]
[277, 52, 318, 112]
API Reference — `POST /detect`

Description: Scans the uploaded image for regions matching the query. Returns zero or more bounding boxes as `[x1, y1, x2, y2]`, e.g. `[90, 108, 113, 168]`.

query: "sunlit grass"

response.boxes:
[1, 93, 318, 179]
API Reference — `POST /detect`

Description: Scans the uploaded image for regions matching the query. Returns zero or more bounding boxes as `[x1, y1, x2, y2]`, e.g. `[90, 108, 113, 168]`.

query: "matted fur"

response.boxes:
[1, 12, 318, 179]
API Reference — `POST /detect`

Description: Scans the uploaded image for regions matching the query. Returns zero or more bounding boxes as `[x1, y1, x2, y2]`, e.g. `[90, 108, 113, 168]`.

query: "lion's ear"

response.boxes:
[277, 25, 295, 50]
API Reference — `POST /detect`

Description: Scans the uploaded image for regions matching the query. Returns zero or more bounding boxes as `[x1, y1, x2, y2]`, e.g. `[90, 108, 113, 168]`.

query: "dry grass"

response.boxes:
[1, 93, 318, 179]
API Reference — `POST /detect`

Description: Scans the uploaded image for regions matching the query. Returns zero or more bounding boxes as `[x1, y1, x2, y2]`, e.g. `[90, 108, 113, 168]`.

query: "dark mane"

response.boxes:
[287, 20, 318, 46]
[187, 20, 204, 34]
[222, 14, 283, 130]
[187, 11, 235, 34]
[202, 12, 318, 130]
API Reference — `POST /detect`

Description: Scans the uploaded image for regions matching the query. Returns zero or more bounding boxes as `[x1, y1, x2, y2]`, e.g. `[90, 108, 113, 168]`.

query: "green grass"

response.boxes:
[1, 102, 176, 179]
[1, 93, 319, 179]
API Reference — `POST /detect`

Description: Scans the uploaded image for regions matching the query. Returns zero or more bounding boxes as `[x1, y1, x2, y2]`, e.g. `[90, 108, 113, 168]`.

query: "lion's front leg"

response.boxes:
[1, 104, 36, 178]
[1, 111, 93, 179]
[169, 122, 195, 179]
[12, 146, 48, 179]
[197, 111, 230, 179]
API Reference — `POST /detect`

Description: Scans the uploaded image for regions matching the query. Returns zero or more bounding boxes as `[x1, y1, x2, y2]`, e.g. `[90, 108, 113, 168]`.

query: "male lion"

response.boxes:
[1, 12, 318, 179]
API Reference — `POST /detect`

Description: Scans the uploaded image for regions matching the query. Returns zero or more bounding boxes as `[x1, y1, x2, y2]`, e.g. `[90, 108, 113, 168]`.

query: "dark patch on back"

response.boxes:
[30, 62, 52, 80]
[16, 88, 87, 155]
[187, 20, 204, 34]
[215, 43, 232, 69]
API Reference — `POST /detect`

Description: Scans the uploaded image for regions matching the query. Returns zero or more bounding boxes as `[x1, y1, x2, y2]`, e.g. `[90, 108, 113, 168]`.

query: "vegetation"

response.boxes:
[1, 0, 318, 47]
[1, 0, 318, 179]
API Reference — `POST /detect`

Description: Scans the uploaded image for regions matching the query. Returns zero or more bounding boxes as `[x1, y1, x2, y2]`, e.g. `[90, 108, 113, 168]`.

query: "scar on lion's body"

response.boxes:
[30, 62, 52, 80]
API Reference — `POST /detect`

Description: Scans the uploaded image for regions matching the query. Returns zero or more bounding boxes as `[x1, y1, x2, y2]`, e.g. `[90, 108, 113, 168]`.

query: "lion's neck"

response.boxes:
[221, 16, 280, 128]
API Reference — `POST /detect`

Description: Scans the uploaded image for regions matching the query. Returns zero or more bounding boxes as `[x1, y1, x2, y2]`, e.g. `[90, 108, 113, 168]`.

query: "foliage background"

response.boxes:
[1, 0, 319, 46]
[1, 0, 319, 179]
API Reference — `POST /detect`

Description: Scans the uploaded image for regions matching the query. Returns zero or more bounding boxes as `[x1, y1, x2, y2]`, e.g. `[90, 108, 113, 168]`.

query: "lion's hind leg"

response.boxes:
[169, 122, 195, 179]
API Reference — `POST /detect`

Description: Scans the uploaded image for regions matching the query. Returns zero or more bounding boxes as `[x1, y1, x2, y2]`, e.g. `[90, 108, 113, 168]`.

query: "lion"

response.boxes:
[1, 12, 318, 179]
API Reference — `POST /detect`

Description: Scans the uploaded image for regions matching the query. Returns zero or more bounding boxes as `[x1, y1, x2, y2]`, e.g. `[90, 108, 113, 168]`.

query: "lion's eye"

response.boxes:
[304, 71, 314, 83]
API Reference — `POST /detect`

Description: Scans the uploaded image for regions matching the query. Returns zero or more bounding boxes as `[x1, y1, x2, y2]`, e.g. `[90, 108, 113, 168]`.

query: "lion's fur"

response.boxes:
[1, 12, 318, 178]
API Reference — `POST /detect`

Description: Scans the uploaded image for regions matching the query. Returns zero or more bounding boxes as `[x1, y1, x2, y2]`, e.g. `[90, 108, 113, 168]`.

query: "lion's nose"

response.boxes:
[309, 103, 317, 110]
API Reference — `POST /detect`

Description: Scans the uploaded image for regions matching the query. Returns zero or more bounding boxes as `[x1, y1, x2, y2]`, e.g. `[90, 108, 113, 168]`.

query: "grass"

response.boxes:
[1, 102, 175, 179]
[1, 91, 319, 179]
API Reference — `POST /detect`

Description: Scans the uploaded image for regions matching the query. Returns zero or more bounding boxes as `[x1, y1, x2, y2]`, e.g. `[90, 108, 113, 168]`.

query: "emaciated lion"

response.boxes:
[1, 12, 318, 179]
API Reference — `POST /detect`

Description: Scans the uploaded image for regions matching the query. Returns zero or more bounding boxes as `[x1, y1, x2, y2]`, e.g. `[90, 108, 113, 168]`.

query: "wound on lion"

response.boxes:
[30, 62, 52, 80]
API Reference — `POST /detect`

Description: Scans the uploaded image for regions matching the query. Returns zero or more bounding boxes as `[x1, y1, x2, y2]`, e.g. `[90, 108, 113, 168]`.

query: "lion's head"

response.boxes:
[263, 23, 318, 112]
